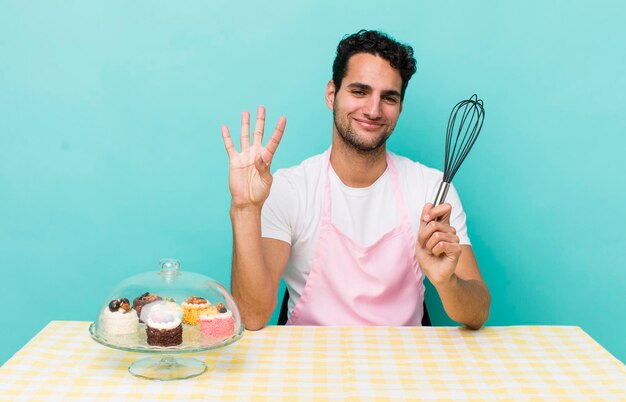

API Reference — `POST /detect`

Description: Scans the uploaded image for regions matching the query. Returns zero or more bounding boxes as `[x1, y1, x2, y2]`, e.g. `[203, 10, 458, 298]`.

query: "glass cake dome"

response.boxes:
[89, 258, 244, 380]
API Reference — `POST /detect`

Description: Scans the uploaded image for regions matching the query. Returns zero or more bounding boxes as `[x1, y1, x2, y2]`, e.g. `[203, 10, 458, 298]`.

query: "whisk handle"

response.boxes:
[433, 180, 451, 207]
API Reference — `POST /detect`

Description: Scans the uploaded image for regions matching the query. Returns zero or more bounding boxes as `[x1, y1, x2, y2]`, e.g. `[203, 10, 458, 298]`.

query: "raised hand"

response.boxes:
[415, 203, 462, 286]
[221, 106, 286, 209]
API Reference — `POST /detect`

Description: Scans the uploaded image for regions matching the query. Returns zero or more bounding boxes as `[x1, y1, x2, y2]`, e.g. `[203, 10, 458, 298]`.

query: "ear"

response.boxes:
[325, 80, 336, 110]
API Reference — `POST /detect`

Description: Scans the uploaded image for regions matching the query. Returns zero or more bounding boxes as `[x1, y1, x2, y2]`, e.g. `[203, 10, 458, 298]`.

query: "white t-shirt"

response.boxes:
[262, 149, 471, 316]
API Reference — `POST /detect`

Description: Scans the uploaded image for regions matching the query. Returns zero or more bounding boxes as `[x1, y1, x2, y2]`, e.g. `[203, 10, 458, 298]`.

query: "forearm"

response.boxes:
[433, 274, 490, 330]
[230, 207, 277, 330]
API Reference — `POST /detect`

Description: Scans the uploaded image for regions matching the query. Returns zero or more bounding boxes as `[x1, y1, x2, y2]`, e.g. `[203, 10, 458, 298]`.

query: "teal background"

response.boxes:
[1, 0, 624, 365]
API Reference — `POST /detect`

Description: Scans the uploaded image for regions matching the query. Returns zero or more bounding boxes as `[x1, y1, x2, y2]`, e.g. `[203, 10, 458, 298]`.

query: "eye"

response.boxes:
[383, 96, 399, 104]
[351, 90, 366, 96]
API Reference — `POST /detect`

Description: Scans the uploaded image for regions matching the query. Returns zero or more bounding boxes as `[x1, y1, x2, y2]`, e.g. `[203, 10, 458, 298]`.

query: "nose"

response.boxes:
[363, 96, 382, 120]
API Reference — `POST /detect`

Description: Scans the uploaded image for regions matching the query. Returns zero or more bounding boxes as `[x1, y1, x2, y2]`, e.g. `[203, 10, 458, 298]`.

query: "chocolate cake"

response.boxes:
[146, 324, 183, 346]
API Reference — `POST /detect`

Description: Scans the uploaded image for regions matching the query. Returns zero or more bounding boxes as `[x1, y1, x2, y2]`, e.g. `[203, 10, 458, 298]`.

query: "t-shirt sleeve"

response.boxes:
[261, 170, 296, 245]
[444, 183, 471, 245]
[407, 157, 472, 246]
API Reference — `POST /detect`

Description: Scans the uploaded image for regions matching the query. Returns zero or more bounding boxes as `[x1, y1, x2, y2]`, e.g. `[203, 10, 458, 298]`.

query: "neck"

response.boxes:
[330, 132, 388, 188]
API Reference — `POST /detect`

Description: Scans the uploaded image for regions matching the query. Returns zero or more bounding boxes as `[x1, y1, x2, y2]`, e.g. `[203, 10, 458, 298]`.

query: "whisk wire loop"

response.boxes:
[434, 94, 485, 207]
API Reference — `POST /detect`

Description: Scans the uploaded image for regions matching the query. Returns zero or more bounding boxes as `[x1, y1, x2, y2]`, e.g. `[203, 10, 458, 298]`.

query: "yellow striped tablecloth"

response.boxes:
[1, 321, 625, 401]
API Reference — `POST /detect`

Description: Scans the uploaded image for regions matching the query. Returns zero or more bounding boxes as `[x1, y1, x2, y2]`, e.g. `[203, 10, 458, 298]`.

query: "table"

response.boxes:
[1, 321, 625, 401]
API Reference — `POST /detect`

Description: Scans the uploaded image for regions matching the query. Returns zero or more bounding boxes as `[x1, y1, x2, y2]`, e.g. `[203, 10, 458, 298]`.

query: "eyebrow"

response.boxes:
[346, 82, 401, 98]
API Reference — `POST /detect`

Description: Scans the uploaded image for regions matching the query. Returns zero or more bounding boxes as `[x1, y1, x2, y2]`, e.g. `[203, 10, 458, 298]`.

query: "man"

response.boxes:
[221, 30, 490, 330]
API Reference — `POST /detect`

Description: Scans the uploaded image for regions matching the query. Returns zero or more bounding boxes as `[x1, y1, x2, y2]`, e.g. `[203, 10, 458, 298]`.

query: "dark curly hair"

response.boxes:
[332, 30, 417, 100]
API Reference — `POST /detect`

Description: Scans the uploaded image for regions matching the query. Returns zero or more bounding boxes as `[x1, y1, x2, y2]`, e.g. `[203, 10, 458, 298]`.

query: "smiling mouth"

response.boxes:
[353, 118, 385, 130]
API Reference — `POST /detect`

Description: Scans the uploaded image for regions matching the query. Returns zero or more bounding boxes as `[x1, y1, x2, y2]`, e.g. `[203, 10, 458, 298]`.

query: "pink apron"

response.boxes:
[287, 151, 424, 326]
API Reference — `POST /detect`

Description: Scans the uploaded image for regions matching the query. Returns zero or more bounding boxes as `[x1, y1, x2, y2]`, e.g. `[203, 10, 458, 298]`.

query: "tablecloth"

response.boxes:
[1, 321, 625, 401]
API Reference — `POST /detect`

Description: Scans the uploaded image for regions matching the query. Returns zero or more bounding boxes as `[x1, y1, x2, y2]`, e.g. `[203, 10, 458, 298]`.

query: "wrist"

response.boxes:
[230, 204, 262, 218]
[431, 272, 459, 292]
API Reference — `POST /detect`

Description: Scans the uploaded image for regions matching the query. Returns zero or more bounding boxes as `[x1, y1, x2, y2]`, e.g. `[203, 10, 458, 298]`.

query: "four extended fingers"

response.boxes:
[221, 106, 285, 161]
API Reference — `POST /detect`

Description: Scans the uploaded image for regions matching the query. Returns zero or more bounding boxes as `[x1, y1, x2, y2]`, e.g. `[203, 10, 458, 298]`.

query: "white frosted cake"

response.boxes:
[99, 298, 138, 335]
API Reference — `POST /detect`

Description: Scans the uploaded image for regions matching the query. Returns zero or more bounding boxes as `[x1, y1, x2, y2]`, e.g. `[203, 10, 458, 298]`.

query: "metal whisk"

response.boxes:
[433, 94, 485, 207]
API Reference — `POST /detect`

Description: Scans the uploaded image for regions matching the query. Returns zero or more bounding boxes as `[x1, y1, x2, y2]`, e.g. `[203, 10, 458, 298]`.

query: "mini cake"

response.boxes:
[200, 303, 235, 338]
[99, 298, 138, 335]
[182, 296, 216, 325]
[132, 292, 162, 323]
[142, 301, 183, 347]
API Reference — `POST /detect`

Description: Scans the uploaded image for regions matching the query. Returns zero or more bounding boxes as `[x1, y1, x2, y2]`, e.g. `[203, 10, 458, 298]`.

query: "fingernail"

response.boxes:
[424, 214, 430, 221]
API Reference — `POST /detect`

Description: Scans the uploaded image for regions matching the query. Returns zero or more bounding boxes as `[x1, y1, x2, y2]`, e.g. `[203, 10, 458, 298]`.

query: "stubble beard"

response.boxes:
[333, 109, 392, 156]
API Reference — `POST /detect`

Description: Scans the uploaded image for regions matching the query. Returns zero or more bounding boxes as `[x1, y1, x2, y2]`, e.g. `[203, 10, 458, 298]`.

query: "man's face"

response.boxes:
[327, 53, 403, 153]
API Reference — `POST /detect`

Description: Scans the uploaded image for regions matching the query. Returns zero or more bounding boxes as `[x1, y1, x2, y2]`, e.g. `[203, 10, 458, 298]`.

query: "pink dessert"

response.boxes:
[200, 303, 235, 338]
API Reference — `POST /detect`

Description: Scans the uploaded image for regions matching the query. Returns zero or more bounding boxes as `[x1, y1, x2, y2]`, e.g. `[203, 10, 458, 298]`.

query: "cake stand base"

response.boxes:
[129, 355, 207, 380]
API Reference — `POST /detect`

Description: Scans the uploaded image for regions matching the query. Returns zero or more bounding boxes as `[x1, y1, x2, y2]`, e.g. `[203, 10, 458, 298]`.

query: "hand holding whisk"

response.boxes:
[433, 94, 485, 207]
